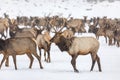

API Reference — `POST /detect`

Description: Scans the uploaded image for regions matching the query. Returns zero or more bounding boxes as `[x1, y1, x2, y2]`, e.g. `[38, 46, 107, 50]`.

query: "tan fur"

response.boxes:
[0, 18, 9, 38]
[61, 29, 74, 39]
[51, 32, 101, 72]
[43, 31, 51, 44]
[67, 19, 86, 33]
[69, 37, 99, 55]
[36, 32, 51, 62]
[22, 28, 38, 38]
[0, 37, 43, 69]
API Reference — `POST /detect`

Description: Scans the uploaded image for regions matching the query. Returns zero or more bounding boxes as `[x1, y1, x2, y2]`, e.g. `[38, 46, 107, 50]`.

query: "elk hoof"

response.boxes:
[29, 66, 32, 69]
[74, 69, 79, 73]
[44, 59, 47, 61]
[15, 68, 17, 70]
[40, 66, 43, 69]
[5, 64, 9, 67]
[46, 60, 51, 63]
[99, 69, 102, 72]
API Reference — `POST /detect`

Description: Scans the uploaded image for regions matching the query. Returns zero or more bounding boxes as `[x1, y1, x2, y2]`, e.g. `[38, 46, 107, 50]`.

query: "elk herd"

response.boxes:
[0, 13, 120, 72]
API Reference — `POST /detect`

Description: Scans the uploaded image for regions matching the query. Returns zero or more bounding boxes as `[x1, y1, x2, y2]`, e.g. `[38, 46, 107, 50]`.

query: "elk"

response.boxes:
[61, 29, 75, 39]
[0, 37, 43, 70]
[36, 31, 51, 62]
[8, 18, 39, 38]
[50, 28, 101, 72]
[95, 28, 106, 40]
[114, 29, 120, 47]
[7, 26, 45, 66]
[10, 27, 39, 38]
[16, 16, 30, 26]
[0, 18, 9, 39]
[9, 21, 51, 63]
[88, 17, 116, 45]
[88, 18, 98, 34]
[49, 16, 67, 31]
[66, 18, 86, 34]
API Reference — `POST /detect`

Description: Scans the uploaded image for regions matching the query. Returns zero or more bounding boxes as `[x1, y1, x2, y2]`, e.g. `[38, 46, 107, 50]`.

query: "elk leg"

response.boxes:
[39, 48, 42, 61]
[109, 38, 112, 45]
[47, 45, 51, 63]
[47, 51, 51, 63]
[44, 50, 47, 62]
[0, 55, 8, 69]
[90, 60, 96, 71]
[5, 56, 9, 67]
[90, 53, 97, 71]
[96, 55, 102, 72]
[113, 38, 116, 45]
[105, 36, 107, 43]
[71, 55, 78, 73]
[32, 52, 43, 69]
[12, 54, 17, 70]
[117, 41, 120, 47]
[118, 42, 120, 47]
[5, 28, 8, 36]
[26, 53, 34, 68]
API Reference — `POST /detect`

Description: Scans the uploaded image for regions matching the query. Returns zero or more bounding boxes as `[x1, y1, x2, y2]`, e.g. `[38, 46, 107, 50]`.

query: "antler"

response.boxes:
[47, 13, 51, 17]
[67, 14, 71, 19]
[51, 26, 64, 33]
[51, 26, 57, 33]
[58, 26, 64, 32]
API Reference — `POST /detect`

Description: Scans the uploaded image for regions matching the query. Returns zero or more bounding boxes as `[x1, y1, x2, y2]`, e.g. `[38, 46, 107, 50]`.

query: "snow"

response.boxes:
[0, 0, 120, 80]
[1, 0, 120, 18]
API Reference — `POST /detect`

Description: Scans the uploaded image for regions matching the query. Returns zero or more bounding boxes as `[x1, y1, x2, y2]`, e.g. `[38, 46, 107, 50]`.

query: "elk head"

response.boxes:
[50, 32, 62, 44]
[50, 26, 64, 43]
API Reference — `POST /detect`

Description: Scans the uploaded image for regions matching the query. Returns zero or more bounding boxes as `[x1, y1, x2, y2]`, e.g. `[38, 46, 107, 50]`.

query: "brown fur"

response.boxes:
[50, 32, 101, 72]
[36, 31, 51, 62]
[0, 37, 43, 70]
[0, 18, 9, 39]
[61, 29, 74, 39]
[66, 18, 86, 33]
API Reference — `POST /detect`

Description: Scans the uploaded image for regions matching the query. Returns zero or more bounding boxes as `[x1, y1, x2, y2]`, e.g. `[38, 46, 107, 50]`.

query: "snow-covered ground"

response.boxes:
[0, 0, 120, 80]
[0, 0, 120, 18]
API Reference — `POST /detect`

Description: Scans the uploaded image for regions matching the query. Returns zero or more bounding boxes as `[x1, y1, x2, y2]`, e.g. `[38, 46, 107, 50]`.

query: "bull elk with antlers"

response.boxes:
[50, 27, 102, 72]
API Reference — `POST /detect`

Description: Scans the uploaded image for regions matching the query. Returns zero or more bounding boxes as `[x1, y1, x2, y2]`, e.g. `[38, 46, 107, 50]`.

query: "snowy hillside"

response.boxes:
[0, 0, 120, 18]
[0, 0, 120, 80]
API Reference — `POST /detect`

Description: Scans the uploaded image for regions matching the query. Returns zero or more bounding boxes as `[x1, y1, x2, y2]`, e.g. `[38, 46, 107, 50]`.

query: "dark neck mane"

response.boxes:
[56, 36, 74, 52]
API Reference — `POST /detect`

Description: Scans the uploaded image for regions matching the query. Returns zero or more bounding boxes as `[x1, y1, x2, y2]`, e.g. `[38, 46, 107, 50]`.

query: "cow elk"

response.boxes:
[36, 30, 51, 62]
[0, 37, 43, 70]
